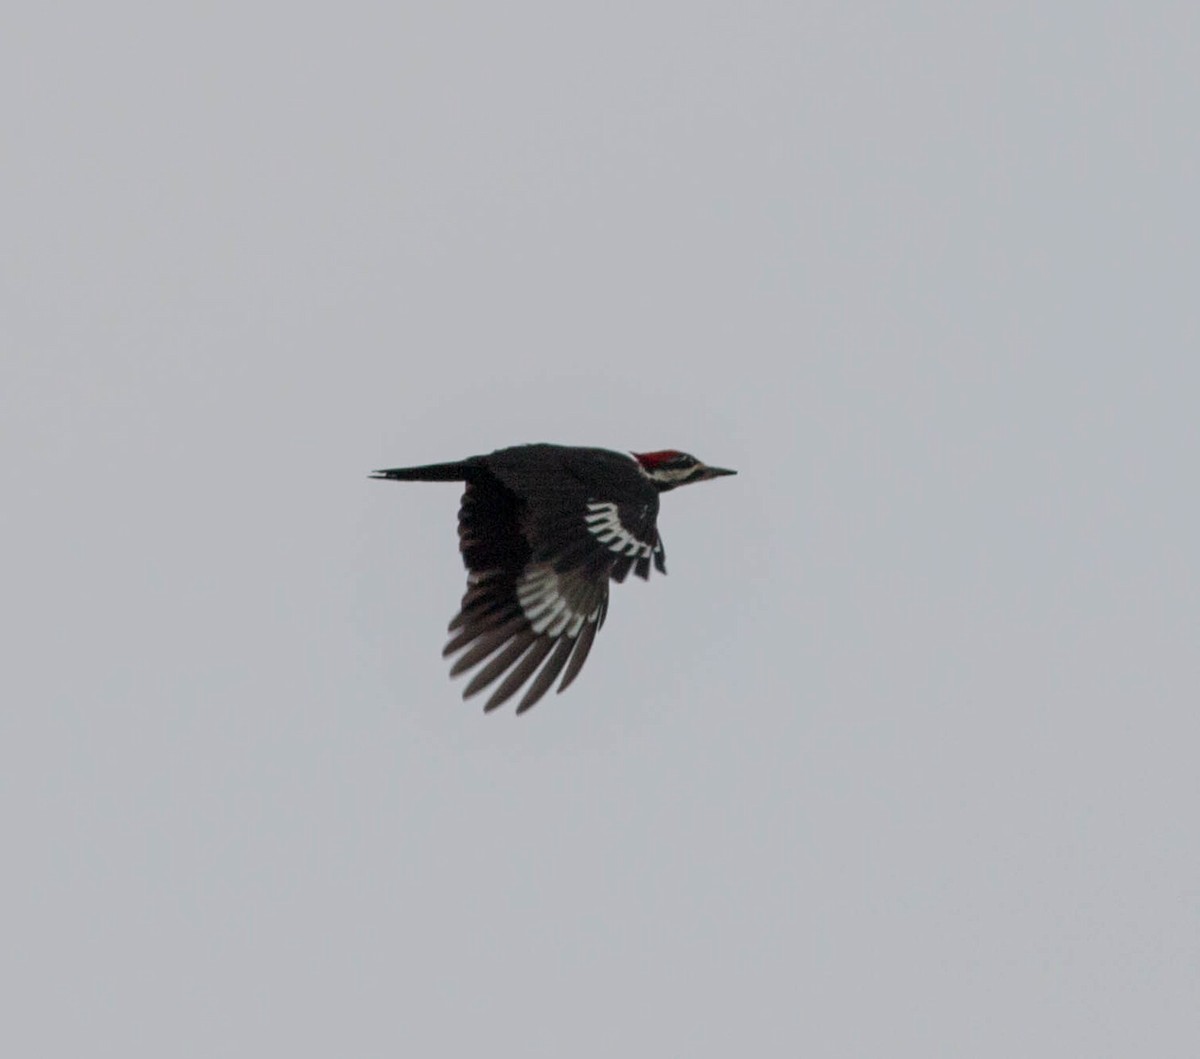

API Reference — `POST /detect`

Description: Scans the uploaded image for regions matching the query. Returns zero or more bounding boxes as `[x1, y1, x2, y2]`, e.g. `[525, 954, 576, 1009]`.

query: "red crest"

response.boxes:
[633, 450, 684, 468]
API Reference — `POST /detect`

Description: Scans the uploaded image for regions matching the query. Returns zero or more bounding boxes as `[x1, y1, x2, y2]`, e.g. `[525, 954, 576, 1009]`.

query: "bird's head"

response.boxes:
[632, 450, 737, 492]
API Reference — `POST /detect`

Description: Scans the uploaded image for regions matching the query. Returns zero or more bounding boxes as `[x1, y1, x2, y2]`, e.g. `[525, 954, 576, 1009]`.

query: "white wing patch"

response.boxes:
[584, 501, 654, 559]
[516, 565, 603, 638]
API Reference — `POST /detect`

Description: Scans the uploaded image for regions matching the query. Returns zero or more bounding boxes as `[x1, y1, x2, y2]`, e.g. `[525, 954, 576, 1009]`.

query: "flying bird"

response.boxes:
[372, 443, 736, 713]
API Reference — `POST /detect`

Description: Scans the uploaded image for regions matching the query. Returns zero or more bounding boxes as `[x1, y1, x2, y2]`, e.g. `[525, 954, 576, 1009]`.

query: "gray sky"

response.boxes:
[4, 2, 1198, 1055]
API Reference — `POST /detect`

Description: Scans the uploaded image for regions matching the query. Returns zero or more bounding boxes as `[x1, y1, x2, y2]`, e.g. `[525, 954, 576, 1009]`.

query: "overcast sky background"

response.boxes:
[4, 2, 1198, 1055]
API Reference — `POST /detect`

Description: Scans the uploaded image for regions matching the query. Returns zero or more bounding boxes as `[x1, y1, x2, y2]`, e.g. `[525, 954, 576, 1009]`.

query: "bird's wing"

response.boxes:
[574, 499, 666, 582]
[515, 487, 663, 583]
[443, 474, 610, 713]
[485, 446, 665, 583]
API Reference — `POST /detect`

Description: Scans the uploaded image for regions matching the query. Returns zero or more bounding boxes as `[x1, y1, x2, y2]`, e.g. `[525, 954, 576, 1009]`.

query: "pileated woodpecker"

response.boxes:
[372, 444, 736, 713]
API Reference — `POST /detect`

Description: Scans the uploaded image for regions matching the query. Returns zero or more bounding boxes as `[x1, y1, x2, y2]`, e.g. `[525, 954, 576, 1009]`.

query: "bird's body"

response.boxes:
[373, 443, 735, 713]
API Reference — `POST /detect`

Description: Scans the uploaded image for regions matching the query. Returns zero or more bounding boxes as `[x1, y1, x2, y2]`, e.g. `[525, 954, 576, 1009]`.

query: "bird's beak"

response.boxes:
[699, 464, 737, 480]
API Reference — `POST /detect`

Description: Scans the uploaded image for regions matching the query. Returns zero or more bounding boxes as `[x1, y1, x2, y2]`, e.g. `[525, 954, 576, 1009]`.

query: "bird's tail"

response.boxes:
[370, 460, 474, 482]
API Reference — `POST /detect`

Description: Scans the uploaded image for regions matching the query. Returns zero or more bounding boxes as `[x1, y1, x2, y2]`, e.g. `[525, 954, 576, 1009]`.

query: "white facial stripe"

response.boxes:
[648, 465, 696, 483]
[585, 502, 653, 559]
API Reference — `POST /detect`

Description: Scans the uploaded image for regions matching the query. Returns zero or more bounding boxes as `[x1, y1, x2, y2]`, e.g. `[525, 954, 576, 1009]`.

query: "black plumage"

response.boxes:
[373, 443, 734, 713]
